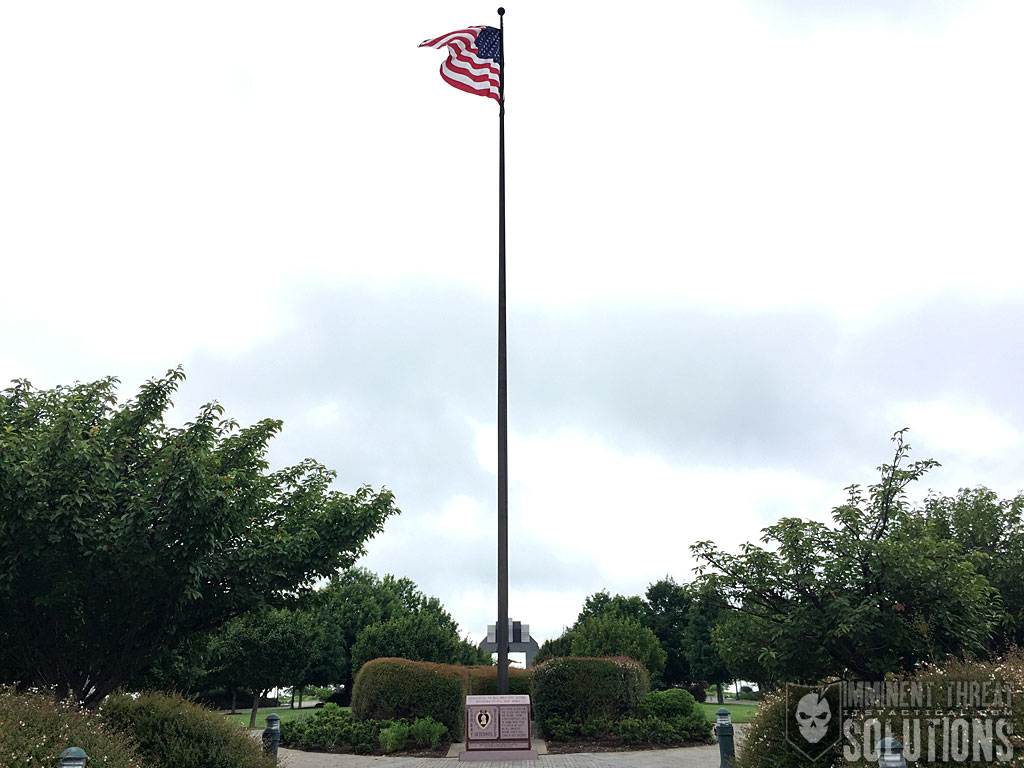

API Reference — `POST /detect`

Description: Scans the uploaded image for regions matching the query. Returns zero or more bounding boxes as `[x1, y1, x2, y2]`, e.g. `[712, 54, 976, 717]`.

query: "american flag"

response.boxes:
[419, 26, 501, 103]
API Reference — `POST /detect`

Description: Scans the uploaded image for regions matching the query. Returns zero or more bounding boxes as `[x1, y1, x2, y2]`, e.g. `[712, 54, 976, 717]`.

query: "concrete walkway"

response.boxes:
[275, 744, 723, 768]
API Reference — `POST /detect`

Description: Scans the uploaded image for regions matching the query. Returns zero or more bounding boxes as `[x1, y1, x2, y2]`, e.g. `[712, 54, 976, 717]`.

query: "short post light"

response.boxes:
[262, 713, 281, 757]
[877, 737, 906, 768]
[715, 708, 735, 767]
[58, 747, 89, 768]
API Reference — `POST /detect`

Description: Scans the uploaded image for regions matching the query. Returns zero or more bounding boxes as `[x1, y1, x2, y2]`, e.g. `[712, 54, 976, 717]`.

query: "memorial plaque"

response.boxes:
[462, 694, 536, 760]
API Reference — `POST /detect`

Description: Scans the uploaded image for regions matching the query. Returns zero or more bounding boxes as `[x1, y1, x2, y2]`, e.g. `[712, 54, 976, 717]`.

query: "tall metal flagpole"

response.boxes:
[495, 5, 509, 697]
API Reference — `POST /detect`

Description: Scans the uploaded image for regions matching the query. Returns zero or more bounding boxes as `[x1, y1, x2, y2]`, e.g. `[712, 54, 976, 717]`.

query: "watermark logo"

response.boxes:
[781, 679, 1016, 762]
[786, 682, 844, 761]
[840, 680, 1014, 763]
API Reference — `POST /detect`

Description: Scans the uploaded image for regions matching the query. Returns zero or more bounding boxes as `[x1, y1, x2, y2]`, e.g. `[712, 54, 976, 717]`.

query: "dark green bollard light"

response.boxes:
[715, 707, 735, 767]
[58, 747, 89, 768]
[263, 713, 281, 758]
[877, 737, 907, 768]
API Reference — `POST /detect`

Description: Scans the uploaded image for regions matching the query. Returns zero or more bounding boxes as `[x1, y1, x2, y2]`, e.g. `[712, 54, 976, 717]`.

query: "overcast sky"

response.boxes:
[2, 1, 1023, 652]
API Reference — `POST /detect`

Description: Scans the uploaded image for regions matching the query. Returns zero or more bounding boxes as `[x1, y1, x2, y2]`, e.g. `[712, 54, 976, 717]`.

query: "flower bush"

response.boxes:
[0, 686, 142, 768]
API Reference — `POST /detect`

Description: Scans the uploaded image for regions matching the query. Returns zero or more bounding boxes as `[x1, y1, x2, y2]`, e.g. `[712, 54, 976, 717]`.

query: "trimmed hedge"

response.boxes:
[466, 665, 532, 696]
[532, 656, 649, 725]
[101, 691, 277, 768]
[351, 658, 468, 739]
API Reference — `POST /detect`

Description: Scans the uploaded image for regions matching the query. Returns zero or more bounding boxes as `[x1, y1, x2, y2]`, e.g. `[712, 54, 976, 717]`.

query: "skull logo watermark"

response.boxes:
[796, 691, 832, 743]
[786, 683, 843, 761]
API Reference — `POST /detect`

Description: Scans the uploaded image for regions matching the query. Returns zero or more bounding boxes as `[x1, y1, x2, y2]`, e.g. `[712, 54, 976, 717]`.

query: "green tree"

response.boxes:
[533, 630, 574, 666]
[691, 431, 998, 681]
[0, 371, 398, 707]
[645, 577, 693, 687]
[212, 608, 320, 728]
[577, 590, 649, 624]
[350, 612, 487, 673]
[315, 568, 476, 702]
[570, 614, 667, 680]
[710, 609, 775, 691]
[683, 583, 731, 703]
[923, 487, 1024, 650]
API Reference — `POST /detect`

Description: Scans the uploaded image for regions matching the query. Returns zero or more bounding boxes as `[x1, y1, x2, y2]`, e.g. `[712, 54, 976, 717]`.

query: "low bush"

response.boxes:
[101, 691, 276, 768]
[740, 685, 753, 693]
[0, 686, 142, 768]
[578, 715, 615, 738]
[532, 656, 649, 725]
[639, 688, 696, 719]
[410, 716, 448, 749]
[736, 690, 762, 700]
[378, 722, 410, 753]
[618, 716, 647, 745]
[280, 702, 352, 749]
[347, 718, 384, 755]
[616, 710, 711, 746]
[351, 658, 467, 739]
[541, 715, 580, 742]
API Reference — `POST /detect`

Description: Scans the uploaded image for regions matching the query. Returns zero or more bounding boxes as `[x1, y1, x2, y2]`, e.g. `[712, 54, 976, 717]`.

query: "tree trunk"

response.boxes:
[290, 687, 295, 709]
[717, 682, 724, 704]
[230, 689, 238, 715]
[298, 688, 304, 708]
[248, 689, 264, 729]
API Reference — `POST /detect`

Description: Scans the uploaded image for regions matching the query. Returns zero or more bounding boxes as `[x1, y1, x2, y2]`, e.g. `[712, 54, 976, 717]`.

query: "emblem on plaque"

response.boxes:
[476, 711, 492, 730]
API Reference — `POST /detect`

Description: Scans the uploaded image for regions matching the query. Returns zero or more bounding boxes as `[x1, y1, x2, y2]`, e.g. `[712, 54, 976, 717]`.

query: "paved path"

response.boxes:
[268, 721, 745, 768]
[275, 745, 723, 768]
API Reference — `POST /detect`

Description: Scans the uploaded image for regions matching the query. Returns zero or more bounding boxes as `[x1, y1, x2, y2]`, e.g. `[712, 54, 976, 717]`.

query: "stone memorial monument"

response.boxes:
[461, 694, 538, 761]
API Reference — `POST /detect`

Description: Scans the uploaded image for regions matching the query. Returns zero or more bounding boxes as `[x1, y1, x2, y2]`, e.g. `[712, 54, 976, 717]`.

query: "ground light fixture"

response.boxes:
[877, 737, 907, 767]
[715, 708, 735, 766]
[58, 747, 89, 767]
[263, 713, 281, 757]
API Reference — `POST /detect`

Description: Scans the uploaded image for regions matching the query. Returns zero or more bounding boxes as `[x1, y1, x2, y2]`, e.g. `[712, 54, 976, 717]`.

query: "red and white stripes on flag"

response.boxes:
[419, 27, 500, 102]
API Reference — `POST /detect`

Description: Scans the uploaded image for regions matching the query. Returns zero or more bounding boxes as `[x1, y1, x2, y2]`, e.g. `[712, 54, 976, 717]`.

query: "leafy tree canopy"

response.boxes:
[570, 614, 667, 680]
[212, 608, 321, 727]
[350, 612, 488, 673]
[691, 430, 1000, 682]
[0, 370, 398, 706]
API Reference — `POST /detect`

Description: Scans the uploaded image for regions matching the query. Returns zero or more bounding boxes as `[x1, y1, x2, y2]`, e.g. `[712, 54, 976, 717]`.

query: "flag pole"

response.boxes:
[495, 5, 509, 697]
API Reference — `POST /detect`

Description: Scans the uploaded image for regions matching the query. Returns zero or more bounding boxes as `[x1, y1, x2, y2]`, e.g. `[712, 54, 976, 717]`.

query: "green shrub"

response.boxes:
[410, 717, 448, 749]
[532, 656, 649, 725]
[618, 716, 647, 745]
[378, 722, 410, 753]
[280, 703, 352, 749]
[348, 718, 384, 754]
[351, 657, 468, 739]
[736, 690, 762, 700]
[541, 716, 580, 741]
[579, 715, 615, 738]
[465, 665, 532, 696]
[0, 686, 142, 768]
[639, 688, 696, 719]
[101, 691, 276, 768]
[673, 709, 714, 742]
[740, 685, 753, 693]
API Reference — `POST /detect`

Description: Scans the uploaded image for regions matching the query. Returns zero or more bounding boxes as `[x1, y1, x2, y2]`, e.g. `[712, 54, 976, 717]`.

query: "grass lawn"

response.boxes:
[223, 705, 346, 728]
[700, 701, 758, 723]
